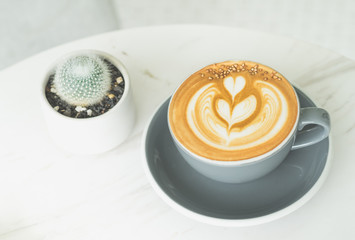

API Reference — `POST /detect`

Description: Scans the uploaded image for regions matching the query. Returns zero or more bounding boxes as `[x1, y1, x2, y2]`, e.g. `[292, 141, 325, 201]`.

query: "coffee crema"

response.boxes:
[168, 61, 298, 161]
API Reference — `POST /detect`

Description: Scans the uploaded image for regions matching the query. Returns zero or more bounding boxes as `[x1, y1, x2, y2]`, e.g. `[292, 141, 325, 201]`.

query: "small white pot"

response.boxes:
[40, 50, 135, 155]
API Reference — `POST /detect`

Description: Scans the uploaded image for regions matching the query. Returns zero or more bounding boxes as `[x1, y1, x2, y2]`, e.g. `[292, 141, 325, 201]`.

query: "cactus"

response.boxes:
[53, 54, 111, 106]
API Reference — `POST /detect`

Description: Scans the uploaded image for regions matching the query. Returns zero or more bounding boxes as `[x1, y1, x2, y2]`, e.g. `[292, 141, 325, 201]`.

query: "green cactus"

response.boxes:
[53, 54, 111, 106]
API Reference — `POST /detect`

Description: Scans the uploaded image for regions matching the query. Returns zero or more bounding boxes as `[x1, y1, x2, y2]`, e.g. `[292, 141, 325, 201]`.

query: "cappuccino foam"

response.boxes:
[168, 61, 298, 161]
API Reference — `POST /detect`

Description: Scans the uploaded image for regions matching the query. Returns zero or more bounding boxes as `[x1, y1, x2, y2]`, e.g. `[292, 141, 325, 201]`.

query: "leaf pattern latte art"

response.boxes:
[186, 75, 289, 150]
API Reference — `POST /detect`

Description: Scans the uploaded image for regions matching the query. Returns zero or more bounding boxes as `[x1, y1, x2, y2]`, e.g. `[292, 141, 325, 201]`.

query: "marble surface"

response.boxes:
[114, 0, 355, 60]
[0, 25, 354, 239]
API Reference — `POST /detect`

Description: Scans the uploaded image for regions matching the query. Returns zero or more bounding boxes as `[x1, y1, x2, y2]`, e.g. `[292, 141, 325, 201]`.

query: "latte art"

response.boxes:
[169, 61, 298, 161]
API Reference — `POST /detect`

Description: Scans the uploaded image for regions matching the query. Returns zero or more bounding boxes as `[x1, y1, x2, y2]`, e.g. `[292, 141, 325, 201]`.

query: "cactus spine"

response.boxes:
[53, 54, 111, 106]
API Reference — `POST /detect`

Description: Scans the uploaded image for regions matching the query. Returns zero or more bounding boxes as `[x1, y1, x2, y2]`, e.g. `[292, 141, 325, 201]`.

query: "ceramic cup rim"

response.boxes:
[39, 49, 131, 122]
[167, 60, 300, 166]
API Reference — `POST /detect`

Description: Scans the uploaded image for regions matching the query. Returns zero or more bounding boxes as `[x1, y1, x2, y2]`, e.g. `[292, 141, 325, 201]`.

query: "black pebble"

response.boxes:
[63, 109, 71, 117]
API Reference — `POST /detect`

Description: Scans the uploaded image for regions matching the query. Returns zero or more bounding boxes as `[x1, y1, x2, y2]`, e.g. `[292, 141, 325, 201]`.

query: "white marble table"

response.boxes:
[0, 25, 354, 240]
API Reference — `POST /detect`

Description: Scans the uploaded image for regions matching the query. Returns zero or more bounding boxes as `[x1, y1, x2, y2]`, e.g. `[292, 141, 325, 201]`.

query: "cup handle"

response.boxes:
[291, 107, 330, 150]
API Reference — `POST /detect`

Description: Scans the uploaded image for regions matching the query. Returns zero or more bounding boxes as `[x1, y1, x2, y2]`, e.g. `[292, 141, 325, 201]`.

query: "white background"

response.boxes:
[1, 0, 355, 69]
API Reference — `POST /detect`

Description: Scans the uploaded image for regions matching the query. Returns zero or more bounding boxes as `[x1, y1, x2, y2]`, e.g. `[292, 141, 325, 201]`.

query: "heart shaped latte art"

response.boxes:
[186, 75, 289, 150]
[216, 76, 257, 132]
